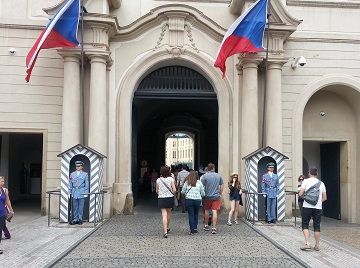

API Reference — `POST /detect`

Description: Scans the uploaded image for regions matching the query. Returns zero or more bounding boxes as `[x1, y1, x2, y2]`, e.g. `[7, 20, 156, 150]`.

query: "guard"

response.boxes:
[68, 161, 89, 225]
[262, 162, 279, 224]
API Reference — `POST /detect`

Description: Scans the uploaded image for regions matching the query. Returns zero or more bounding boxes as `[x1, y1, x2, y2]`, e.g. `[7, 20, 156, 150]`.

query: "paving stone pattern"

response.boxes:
[53, 210, 303, 268]
[256, 225, 360, 268]
[0, 217, 93, 268]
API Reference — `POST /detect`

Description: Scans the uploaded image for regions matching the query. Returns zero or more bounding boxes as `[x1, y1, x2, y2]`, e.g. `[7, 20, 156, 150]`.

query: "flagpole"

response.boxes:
[261, 0, 271, 148]
[80, 0, 85, 145]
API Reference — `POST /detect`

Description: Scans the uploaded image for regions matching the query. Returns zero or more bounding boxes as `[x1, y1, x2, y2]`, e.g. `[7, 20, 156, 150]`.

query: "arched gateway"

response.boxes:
[114, 47, 232, 214]
[132, 66, 218, 205]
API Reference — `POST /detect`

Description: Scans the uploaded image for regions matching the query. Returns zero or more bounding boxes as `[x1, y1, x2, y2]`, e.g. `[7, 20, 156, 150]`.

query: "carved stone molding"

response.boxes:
[108, 0, 122, 9]
[185, 23, 199, 52]
[86, 50, 112, 65]
[112, 4, 225, 42]
[154, 23, 168, 50]
[165, 46, 186, 58]
[165, 12, 188, 47]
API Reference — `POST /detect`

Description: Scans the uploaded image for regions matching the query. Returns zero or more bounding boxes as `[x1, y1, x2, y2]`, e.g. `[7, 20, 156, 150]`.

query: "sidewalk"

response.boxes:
[0, 217, 94, 268]
[249, 218, 360, 268]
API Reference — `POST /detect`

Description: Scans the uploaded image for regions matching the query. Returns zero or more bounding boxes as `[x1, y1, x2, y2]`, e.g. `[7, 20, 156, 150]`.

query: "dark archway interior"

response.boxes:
[130, 66, 219, 205]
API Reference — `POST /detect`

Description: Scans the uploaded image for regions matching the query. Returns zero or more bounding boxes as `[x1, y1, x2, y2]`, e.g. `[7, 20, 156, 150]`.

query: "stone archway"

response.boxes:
[113, 49, 232, 213]
[292, 74, 360, 223]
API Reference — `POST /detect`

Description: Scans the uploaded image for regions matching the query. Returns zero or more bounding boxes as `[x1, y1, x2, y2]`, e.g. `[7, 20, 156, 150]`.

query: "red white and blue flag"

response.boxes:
[214, 0, 268, 78]
[25, 0, 80, 82]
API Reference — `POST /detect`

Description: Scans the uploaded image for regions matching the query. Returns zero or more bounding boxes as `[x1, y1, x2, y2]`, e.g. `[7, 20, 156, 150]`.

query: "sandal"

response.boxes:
[300, 244, 311, 251]
[163, 233, 168, 239]
[211, 228, 217, 234]
[203, 225, 210, 231]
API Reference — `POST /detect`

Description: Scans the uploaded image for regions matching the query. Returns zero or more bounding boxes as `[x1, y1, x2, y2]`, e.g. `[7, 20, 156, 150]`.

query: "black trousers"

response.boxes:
[0, 215, 6, 244]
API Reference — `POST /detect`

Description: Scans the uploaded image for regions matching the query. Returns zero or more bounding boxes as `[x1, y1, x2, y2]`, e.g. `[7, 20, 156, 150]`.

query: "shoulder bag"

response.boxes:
[303, 181, 321, 205]
[160, 177, 175, 196]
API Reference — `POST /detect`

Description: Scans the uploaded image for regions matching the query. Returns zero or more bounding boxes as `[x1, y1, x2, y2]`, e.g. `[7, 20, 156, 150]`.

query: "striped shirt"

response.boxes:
[181, 180, 205, 200]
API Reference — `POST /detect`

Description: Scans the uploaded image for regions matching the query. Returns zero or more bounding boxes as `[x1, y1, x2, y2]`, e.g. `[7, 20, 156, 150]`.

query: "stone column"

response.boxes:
[241, 58, 262, 156]
[59, 52, 81, 151]
[264, 61, 287, 151]
[87, 53, 109, 155]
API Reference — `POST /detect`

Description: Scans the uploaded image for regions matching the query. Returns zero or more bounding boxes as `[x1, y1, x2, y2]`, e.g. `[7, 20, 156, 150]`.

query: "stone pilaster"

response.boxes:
[240, 58, 263, 156]
[264, 60, 287, 151]
[58, 52, 81, 150]
[86, 52, 110, 155]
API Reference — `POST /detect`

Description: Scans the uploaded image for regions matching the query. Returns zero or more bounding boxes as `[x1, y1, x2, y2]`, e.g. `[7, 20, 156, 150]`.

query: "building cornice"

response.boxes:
[112, 4, 226, 42]
[287, 0, 360, 9]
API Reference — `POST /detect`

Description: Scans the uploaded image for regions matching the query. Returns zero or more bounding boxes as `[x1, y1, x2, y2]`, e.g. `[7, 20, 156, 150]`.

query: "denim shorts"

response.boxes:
[230, 195, 240, 201]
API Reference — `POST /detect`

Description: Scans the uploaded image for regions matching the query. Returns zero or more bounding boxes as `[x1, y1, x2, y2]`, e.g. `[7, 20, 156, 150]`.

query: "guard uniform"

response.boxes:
[69, 161, 89, 224]
[262, 162, 279, 223]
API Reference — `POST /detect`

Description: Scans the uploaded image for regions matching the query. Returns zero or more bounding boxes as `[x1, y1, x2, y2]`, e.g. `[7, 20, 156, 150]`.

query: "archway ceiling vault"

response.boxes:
[134, 98, 218, 134]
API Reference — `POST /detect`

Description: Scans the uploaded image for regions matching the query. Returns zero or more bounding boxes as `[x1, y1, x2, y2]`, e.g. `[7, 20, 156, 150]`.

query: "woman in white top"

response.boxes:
[156, 166, 176, 238]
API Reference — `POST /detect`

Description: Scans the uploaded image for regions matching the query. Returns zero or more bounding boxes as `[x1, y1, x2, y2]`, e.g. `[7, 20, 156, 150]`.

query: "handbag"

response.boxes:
[5, 204, 13, 222]
[6, 213, 13, 222]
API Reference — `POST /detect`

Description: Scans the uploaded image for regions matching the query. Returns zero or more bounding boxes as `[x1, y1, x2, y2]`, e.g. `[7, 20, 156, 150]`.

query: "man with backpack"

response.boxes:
[299, 167, 327, 251]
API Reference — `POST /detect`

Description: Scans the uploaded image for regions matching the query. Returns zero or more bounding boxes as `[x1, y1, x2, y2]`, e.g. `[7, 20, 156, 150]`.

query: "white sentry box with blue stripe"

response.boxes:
[242, 146, 288, 222]
[58, 144, 106, 223]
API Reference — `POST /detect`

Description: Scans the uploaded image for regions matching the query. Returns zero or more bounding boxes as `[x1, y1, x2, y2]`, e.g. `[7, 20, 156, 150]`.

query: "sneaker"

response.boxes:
[203, 225, 210, 231]
[234, 220, 238, 225]
[226, 221, 232, 226]
[314, 245, 320, 251]
[211, 228, 217, 234]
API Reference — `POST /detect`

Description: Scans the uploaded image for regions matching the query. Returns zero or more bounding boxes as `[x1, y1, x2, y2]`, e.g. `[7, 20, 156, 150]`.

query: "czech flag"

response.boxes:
[25, 0, 80, 82]
[214, 0, 268, 78]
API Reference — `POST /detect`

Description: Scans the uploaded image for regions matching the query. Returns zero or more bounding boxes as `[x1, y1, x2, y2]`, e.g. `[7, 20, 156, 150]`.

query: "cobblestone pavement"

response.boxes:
[52, 205, 304, 268]
[1, 198, 359, 268]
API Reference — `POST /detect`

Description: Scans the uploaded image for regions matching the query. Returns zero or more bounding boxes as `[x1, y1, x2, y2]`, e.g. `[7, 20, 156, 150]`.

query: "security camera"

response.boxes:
[298, 56, 306, 66]
[291, 56, 306, 68]
[9, 48, 16, 54]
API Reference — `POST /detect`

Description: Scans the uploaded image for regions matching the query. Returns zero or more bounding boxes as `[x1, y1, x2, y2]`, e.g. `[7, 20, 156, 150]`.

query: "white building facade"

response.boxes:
[165, 135, 194, 167]
[0, 0, 360, 223]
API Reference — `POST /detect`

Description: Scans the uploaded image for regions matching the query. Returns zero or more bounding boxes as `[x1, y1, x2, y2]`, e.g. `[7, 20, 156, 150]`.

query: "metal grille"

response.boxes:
[135, 66, 216, 99]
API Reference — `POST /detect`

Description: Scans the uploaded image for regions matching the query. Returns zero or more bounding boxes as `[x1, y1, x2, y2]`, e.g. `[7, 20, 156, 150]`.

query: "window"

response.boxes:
[173, 151, 176, 158]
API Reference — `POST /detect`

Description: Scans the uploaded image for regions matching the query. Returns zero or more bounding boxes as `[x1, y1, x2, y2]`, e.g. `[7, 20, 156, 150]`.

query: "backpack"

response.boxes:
[303, 181, 321, 205]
